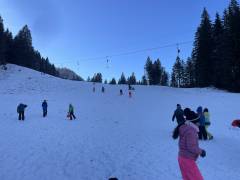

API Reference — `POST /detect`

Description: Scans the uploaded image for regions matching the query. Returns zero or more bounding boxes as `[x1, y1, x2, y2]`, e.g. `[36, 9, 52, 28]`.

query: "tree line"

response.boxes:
[87, 72, 140, 85]
[0, 18, 59, 76]
[87, 57, 169, 86]
[171, 0, 240, 92]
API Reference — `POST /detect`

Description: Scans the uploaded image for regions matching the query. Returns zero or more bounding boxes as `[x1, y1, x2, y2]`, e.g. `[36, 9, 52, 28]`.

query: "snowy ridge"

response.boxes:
[0, 64, 240, 180]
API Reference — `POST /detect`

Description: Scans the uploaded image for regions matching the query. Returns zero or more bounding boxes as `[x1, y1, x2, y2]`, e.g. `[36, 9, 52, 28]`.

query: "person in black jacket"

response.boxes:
[42, 100, 48, 117]
[17, 103, 27, 120]
[172, 104, 185, 124]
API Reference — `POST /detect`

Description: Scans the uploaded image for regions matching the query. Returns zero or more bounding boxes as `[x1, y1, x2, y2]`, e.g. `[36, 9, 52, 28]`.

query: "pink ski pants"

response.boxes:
[178, 156, 204, 180]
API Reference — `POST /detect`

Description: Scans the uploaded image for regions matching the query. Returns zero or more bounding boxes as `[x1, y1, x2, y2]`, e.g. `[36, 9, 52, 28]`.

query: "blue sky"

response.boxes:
[0, 0, 231, 81]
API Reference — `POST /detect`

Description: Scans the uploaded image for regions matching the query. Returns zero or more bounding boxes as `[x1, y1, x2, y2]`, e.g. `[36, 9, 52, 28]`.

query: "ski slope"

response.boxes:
[0, 64, 240, 180]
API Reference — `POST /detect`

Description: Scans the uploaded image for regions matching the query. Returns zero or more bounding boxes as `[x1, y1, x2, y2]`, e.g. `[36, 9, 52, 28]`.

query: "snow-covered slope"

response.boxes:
[0, 64, 240, 180]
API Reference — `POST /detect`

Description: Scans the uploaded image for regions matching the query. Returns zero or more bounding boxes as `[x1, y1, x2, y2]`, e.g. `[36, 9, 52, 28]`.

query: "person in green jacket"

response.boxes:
[204, 108, 213, 140]
[68, 104, 76, 120]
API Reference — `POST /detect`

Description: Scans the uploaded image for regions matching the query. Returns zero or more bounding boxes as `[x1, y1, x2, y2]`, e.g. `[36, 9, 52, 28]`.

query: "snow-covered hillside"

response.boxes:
[0, 64, 240, 180]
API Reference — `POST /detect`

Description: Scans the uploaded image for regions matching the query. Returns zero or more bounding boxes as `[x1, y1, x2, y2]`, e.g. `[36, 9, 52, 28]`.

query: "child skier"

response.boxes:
[120, 89, 123, 95]
[197, 106, 208, 140]
[173, 108, 206, 180]
[42, 100, 48, 117]
[17, 103, 27, 120]
[204, 108, 213, 140]
[128, 91, 132, 98]
[68, 104, 76, 120]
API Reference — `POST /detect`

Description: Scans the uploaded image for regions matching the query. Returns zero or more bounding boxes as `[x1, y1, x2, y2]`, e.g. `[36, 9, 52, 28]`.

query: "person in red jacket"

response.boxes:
[173, 108, 206, 180]
[128, 91, 132, 98]
[232, 119, 240, 128]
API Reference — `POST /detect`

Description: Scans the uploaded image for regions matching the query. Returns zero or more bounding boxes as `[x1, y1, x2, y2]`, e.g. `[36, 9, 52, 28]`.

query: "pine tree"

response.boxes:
[160, 69, 169, 86]
[3, 29, 13, 64]
[128, 72, 137, 85]
[171, 71, 177, 87]
[0, 16, 5, 65]
[91, 73, 102, 82]
[109, 78, 116, 85]
[45, 57, 50, 74]
[145, 57, 154, 85]
[152, 59, 162, 85]
[12, 25, 34, 68]
[118, 72, 127, 84]
[171, 56, 185, 87]
[193, 8, 214, 87]
[141, 75, 148, 85]
[222, 0, 240, 91]
[212, 13, 225, 89]
[87, 76, 91, 82]
[185, 57, 195, 87]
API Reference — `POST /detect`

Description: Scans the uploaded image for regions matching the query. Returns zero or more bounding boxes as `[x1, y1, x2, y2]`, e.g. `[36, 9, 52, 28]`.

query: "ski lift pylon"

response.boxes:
[106, 56, 110, 69]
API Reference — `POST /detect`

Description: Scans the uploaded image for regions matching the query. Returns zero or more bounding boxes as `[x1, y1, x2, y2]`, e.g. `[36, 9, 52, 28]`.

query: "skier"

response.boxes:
[197, 106, 208, 140]
[42, 100, 48, 117]
[68, 104, 76, 120]
[128, 91, 132, 98]
[204, 108, 213, 140]
[93, 82, 96, 92]
[173, 108, 206, 180]
[120, 89, 123, 95]
[172, 104, 185, 124]
[17, 103, 27, 121]
[128, 83, 132, 90]
[102, 86, 105, 93]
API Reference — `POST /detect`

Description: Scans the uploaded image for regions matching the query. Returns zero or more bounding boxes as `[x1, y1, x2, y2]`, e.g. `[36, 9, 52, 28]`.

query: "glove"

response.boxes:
[200, 149, 206, 158]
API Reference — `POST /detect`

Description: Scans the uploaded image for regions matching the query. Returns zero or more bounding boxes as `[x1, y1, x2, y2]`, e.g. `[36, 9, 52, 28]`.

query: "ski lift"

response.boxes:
[177, 43, 180, 57]
[106, 56, 110, 69]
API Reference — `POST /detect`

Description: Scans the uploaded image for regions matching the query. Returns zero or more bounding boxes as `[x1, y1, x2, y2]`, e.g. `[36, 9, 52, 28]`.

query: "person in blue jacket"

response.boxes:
[197, 106, 208, 140]
[17, 103, 27, 120]
[42, 100, 48, 117]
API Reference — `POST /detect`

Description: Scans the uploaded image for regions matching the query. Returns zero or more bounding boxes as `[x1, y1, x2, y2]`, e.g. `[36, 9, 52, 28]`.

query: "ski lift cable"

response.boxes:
[55, 40, 193, 65]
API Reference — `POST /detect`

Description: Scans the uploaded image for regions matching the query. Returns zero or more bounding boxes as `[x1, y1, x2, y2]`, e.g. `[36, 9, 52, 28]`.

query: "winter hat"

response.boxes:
[184, 108, 199, 124]
[197, 106, 203, 114]
[183, 108, 191, 117]
[203, 108, 208, 113]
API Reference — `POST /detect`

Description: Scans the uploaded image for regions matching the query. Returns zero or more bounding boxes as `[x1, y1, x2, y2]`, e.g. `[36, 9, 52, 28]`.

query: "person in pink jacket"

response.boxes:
[173, 108, 206, 180]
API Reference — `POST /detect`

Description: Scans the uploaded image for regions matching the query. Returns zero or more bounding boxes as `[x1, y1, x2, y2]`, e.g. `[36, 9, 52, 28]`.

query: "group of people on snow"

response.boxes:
[92, 85, 133, 98]
[92, 85, 105, 93]
[17, 83, 136, 121]
[17, 101, 76, 121]
[172, 104, 213, 140]
[172, 104, 213, 180]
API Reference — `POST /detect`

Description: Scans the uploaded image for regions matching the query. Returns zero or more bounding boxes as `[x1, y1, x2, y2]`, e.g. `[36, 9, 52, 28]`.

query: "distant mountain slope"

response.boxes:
[57, 67, 84, 81]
